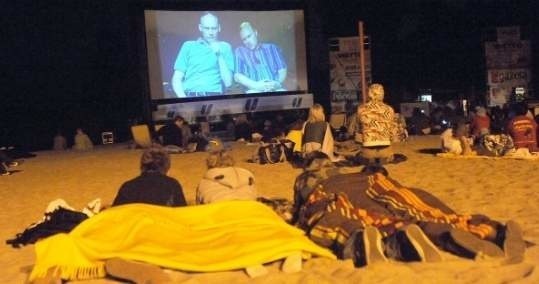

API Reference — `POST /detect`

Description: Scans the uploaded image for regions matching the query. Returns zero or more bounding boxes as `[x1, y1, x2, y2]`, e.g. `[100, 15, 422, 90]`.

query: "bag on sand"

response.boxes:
[477, 134, 514, 157]
[249, 140, 295, 164]
[6, 207, 88, 248]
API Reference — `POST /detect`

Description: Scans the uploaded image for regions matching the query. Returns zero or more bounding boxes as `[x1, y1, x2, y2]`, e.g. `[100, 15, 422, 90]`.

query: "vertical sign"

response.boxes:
[328, 36, 371, 114]
[485, 26, 532, 106]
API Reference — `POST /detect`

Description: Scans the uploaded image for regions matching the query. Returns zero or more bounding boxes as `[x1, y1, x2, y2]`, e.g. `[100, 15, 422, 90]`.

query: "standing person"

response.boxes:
[171, 12, 234, 97]
[234, 21, 287, 93]
[73, 128, 94, 151]
[506, 102, 538, 152]
[357, 84, 397, 164]
[112, 145, 187, 207]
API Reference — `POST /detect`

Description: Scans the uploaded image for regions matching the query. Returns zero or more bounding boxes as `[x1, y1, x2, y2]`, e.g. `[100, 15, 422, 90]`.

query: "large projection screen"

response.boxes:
[144, 10, 308, 101]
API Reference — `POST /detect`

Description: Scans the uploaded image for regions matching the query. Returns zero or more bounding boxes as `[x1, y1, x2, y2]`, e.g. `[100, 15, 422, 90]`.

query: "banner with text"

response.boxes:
[484, 26, 533, 106]
[487, 69, 531, 106]
[329, 36, 371, 114]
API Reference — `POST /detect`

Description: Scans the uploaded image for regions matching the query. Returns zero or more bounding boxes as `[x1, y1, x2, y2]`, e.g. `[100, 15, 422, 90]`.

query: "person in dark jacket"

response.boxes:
[112, 145, 187, 207]
[157, 116, 185, 148]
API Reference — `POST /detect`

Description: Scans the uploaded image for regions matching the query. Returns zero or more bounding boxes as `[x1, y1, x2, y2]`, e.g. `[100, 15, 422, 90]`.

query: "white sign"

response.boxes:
[329, 36, 371, 113]
[487, 69, 531, 107]
[488, 69, 531, 85]
[515, 87, 525, 95]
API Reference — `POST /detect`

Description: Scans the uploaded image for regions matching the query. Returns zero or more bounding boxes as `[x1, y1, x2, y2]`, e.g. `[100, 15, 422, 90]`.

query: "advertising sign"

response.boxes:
[487, 69, 531, 106]
[484, 26, 532, 107]
[329, 37, 371, 113]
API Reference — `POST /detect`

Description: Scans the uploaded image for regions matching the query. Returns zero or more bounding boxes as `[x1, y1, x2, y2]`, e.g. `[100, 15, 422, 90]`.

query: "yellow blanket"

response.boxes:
[30, 201, 335, 281]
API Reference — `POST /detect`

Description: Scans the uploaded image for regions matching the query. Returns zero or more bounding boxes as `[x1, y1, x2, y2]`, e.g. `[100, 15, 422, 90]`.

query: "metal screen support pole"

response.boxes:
[358, 21, 367, 103]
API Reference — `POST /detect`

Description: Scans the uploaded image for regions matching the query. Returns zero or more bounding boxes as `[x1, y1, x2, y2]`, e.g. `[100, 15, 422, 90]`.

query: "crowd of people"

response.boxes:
[12, 83, 529, 283]
[427, 101, 538, 157]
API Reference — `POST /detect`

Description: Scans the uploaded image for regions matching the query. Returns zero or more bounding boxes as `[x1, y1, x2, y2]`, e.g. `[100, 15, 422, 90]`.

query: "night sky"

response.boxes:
[3, 0, 537, 150]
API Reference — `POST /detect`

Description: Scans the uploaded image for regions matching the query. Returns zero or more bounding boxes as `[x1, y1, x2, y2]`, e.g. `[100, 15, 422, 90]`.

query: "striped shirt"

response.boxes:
[235, 43, 287, 82]
[358, 101, 396, 147]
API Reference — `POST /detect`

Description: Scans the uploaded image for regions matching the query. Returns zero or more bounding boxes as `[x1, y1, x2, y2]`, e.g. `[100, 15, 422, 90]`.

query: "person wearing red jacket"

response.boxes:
[506, 102, 538, 152]
[470, 106, 491, 139]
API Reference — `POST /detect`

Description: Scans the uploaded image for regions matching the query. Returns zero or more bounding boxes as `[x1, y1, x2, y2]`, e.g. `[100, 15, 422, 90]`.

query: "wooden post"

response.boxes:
[358, 21, 367, 103]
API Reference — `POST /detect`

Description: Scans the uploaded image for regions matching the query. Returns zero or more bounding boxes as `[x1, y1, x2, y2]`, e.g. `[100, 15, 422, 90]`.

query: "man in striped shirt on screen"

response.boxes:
[234, 22, 287, 93]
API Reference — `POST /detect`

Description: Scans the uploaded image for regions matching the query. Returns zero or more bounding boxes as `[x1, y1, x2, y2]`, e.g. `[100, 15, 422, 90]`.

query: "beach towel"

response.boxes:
[436, 150, 539, 160]
[29, 201, 335, 281]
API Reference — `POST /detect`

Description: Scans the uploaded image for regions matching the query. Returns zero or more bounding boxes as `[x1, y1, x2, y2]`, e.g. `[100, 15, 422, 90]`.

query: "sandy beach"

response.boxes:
[1, 135, 539, 283]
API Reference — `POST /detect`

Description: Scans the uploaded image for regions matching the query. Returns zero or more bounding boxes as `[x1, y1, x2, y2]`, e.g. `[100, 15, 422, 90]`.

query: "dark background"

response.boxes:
[3, 0, 537, 151]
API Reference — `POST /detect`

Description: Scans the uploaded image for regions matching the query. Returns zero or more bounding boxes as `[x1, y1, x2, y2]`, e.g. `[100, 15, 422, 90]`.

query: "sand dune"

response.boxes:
[1, 135, 538, 283]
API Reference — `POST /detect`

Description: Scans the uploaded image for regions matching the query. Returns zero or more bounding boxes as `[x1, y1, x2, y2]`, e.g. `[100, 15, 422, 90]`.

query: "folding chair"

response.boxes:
[130, 124, 152, 148]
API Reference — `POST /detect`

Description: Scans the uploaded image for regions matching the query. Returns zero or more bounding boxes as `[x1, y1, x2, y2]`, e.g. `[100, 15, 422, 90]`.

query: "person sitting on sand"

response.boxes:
[357, 83, 398, 165]
[302, 103, 341, 161]
[156, 115, 190, 153]
[73, 128, 94, 151]
[196, 146, 257, 204]
[52, 130, 67, 151]
[506, 102, 538, 153]
[440, 117, 475, 155]
[470, 106, 491, 141]
[112, 144, 187, 207]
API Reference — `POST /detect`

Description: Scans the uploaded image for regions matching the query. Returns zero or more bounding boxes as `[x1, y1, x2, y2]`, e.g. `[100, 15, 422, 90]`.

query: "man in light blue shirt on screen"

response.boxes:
[234, 21, 287, 93]
[172, 12, 234, 97]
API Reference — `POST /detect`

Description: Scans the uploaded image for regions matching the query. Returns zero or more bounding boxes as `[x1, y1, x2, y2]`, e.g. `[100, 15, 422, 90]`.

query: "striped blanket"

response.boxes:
[298, 172, 498, 252]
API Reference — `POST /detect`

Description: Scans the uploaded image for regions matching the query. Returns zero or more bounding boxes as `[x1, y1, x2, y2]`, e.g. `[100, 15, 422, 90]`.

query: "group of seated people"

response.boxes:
[440, 102, 538, 156]
[265, 83, 403, 167]
[24, 83, 529, 283]
[27, 144, 527, 283]
[154, 82, 402, 166]
[50, 128, 94, 151]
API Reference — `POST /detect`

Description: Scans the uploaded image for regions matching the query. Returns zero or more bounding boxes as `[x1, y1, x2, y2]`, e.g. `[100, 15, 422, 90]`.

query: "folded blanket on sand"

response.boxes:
[437, 149, 539, 160]
[30, 201, 335, 281]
